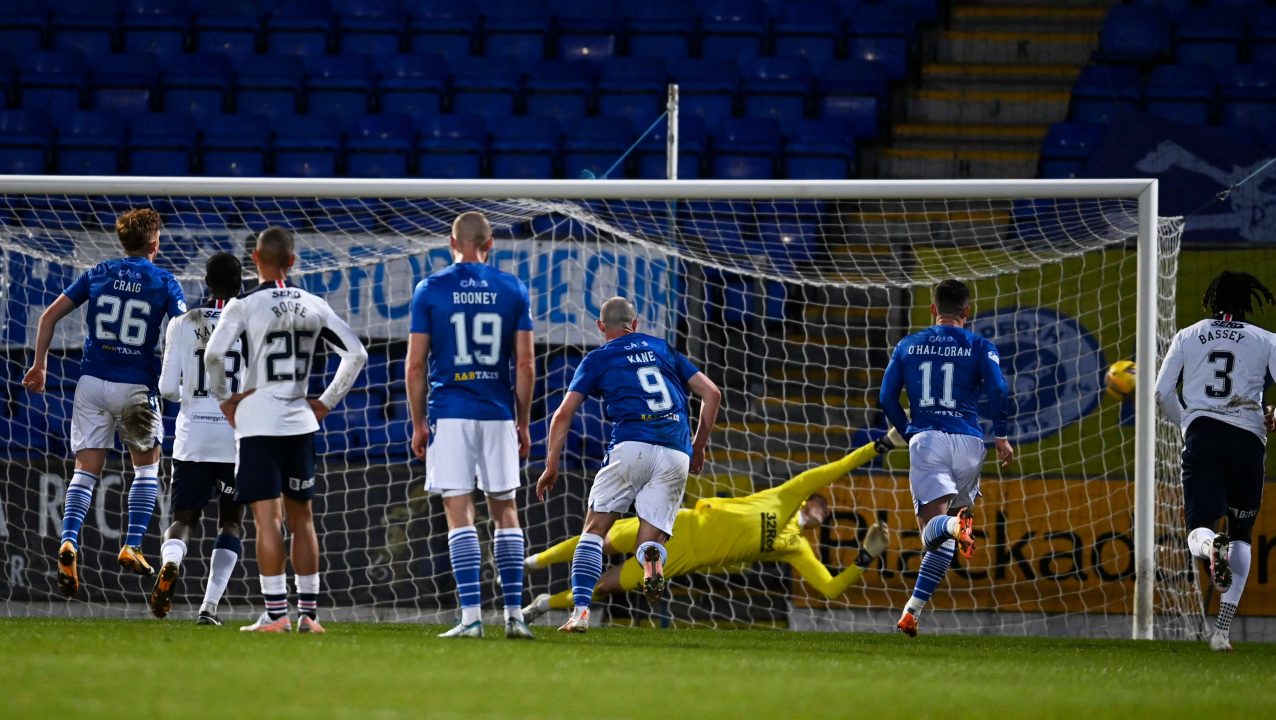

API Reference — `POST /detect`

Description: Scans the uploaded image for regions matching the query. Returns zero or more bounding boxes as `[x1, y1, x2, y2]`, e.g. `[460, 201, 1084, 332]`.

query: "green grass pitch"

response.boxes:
[2, 618, 1273, 720]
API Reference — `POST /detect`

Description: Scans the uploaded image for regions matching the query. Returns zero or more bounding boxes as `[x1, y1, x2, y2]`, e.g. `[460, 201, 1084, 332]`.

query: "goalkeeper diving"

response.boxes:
[522, 431, 900, 618]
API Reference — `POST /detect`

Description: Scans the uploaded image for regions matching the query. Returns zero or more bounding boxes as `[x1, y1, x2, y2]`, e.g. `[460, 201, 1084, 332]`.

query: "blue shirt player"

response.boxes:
[406, 211, 536, 640]
[878, 278, 1013, 638]
[22, 208, 188, 598]
[536, 296, 722, 634]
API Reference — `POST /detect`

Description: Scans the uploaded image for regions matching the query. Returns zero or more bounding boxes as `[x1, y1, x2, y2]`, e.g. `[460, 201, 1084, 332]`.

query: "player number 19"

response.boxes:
[918, 360, 957, 409]
[450, 312, 502, 366]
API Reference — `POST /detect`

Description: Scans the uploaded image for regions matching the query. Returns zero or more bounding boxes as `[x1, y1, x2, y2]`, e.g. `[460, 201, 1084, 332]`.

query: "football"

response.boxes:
[1105, 360, 1137, 400]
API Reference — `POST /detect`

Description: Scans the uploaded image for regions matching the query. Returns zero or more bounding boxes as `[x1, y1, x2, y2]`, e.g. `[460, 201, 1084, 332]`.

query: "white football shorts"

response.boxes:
[425, 418, 521, 498]
[908, 430, 986, 513]
[588, 441, 690, 536]
[70, 376, 162, 453]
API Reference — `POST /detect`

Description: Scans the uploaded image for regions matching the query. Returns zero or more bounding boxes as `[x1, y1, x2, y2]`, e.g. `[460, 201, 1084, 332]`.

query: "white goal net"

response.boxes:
[0, 178, 1198, 639]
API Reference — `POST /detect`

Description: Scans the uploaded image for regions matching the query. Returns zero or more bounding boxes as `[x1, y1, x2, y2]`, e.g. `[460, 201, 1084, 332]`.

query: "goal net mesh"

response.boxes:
[0, 187, 1198, 639]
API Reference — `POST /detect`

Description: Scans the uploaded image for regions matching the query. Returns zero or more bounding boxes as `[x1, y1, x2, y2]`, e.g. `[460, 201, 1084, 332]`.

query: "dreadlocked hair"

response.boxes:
[1203, 271, 1275, 321]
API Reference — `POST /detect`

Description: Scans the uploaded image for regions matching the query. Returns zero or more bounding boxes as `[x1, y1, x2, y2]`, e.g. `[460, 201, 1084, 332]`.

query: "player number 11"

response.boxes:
[918, 360, 956, 409]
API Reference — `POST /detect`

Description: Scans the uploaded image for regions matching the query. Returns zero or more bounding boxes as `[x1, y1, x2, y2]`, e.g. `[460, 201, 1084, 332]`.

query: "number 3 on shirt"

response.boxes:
[637, 367, 673, 412]
[450, 312, 502, 366]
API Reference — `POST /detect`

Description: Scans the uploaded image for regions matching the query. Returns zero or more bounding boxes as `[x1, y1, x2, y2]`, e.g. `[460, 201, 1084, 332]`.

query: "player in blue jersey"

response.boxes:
[22, 208, 188, 597]
[879, 279, 1013, 638]
[536, 296, 722, 633]
[407, 211, 537, 639]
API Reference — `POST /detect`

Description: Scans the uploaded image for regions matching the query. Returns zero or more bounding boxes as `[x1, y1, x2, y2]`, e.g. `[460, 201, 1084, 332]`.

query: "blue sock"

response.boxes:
[907, 539, 955, 613]
[493, 528, 526, 615]
[922, 515, 955, 552]
[570, 533, 605, 609]
[61, 470, 97, 546]
[448, 526, 482, 621]
[124, 464, 160, 547]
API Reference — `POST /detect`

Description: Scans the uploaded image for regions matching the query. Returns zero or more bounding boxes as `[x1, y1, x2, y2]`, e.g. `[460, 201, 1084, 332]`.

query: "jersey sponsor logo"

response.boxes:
[458, 278, 490, 288]
[760, 512, 778, 553]
[176, 299, 187, 312]
[970, 307, 1103, 444]
[453, 370, 500, 381]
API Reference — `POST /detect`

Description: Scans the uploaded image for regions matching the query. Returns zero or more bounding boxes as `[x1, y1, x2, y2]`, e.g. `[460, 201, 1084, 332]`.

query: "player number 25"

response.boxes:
[918, 360, 957, 409]
[637, 366, 674, 413]
[94, 295, 151, 347]
[450, 312, 502, 366]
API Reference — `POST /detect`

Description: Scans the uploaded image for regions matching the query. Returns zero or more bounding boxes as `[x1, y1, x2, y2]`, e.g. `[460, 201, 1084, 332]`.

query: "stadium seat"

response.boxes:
[636, 114, 705, 179]
[670, 58, 739, 130]
[127, 111, 196, 174]
[90, 52, 160, 118]
[265, 0, 334, 57]
[333, 0, 405, 55]
[54, 110, 126, 174]
[711, 117, 779, 180]
[773, 0, 843, 68]
[272, 112, 341, 176]
[306, 54, 375, 121]
[524, 60, 595, 123]
[624, 1, 694, 59]
[375, 52, 447, 116]
[161, 52, 233, 115]
[121, 0, 191, 57]
[345, 112, 413, 177]
[553, 0, 622, 62]
[200, 113, 270, 176]
[1252, 8, 1276, 64]
[1174, 7, 1242, 67]
[816, 60, 886, 139]
[489, 115, 560, 179]
[0, 51, 15, 107]
[449, 57, 522, 117]
[191, 2, 260, 61]
[1069, 65, 1141, 124]
[415, 113, 486, 178]
[846, 4, 914, 81]
[234, 54, 305, 119]
[19, 49, 87, 113]
[49, 0, 120, 56]
[562, 116, 634, 179]
[785, 118, 855, 179]
[742, 55, 813, 133]
[754, 218, 818, 281]
[1146, 65, 1216, 125]
[0, 108, 52, 174]
[1039, 122, 1103, 179]
[698, 0, 768, 63]
[0, 0, 49, 55]
[1096, 5, 1171, 62]
[596, 57, 667, 124]
[406, 0, 477, 56]
[1220, 64, 1276, 130]
[480, 0, 551, 62]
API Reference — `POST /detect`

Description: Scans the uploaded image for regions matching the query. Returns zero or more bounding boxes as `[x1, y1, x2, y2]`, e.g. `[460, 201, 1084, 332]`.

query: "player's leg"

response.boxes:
[199, 471, 243, 626]
[525, 535, 580, 570]
[1209, 430, 1265, 652]
[149, 460, 205, 618]
[236, 437, 291, 633]
[119, 387, 164, 576]
[525, 564, 626, 621]
[559, 509, 621, 633]
[58, 377, 114, 596]
[898, 431, 963, 637]
[281, 433, 323, 634]
[631, 445, 688, 604]
[429, 420, 486, 638]
[478, 420, 532, 639]
[1182, 419, 1233, 595]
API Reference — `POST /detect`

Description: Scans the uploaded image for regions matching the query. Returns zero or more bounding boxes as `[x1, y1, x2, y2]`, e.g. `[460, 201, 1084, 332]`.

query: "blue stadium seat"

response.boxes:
[0, 51, 15, 107]
[333, 0, 405, 55]
[562, 115, 633, 179]
[1039, 122, 1103, 179]
[122, 0, 191, 57]
[345, 112, 413, 177]
[1220, 64, 1276, 130]
[90, 52, 160, 118]
[785, 118, 854, 179]
[271, 112, 341, 176]
[375, 52, 447, 116]
[817, 60, 886, 139]
[1175, 7, 1242, 67]
[0, 108, 52, 174]
[50, 0, 120, 56]
[524, 60, 595, 123]
[846, 4, 914, 81]
[701, 267, 755, 326]
[415, 113, 485, 178]
[234, 54, 304, 119]
[266, 0, 334, 57]
[596, 57, 667, 124]
[489, 115, 560, 179]
[637, 114, 705, 179]
[742, 55, 812, 133]
[1146, 65, 1215, 125]
[0, 0, 49, 55]
[773, 0, 843, 68]
[1253, 8, 1276, 65]
[888, 0, 939, 24]
[200, 112, 270, 176]
[553, 0, 621, 62]
[624, 1, 693, 59]
[128, 111, 196, 174]
[191, 2, 260, 61]
[161, 52, 232, 115]
[699, 0, 768, 63]
[1069, 65, 1141, 124]
[711, 117, 778, 179]
[480, 0, 551, 62]
[406, 0, 477, 55]
[19, 48, 87, 112]
[1096, 5, 1171, 62]
[753, 219, 818, 282]
[305, 54, 374, 121]
[671, 58, 738, 130]
[54, 110, 126, 174]
[450, 57, 522, 116]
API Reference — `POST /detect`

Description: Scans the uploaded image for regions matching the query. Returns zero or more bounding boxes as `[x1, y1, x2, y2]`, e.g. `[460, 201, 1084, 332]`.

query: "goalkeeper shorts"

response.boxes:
[70, 376, 162, 453]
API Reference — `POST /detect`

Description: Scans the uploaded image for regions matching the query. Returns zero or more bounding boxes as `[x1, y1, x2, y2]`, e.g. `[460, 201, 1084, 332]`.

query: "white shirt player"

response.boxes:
[205, 280, 367, 439]
[1154, 315, 1276, 442]
[158, 300, 240, 463]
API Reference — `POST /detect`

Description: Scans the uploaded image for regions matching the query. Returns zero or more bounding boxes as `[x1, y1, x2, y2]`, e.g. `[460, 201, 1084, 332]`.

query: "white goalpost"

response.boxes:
[0, 176, 1195, 640]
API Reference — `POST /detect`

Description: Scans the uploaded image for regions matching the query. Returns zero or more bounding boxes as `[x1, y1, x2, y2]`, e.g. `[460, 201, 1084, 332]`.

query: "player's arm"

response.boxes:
[406, 331, 430, 459]
[878, 344, 910, 437]
[205, 300, 250, 426]
[686, 371, 722, 474]
[157, 318, 184, 403]
[22, 294, 77, 393]
[514, 329, 534, 459]
[1153, 332, 1185, 426]
[782, 523, 889, 599]
[979, 338, 1014, 467]
[765, 438, 889, 505]
[535, 390, 585, 501]
[313, 304, 368, 421]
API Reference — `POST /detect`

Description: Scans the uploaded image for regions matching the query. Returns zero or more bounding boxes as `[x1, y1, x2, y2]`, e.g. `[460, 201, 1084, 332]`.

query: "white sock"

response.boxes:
[1187, 527, 1216, 560]
[1219, 541, 1251, 614]
[461, 606, 482, 625]
[160, 538, 187, 567]
[505, 606, 524, 622]
[202, 548, 238, 607]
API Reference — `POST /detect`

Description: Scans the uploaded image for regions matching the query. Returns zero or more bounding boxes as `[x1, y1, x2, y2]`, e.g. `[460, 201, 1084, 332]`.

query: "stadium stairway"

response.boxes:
[881, 0, 1112, 178]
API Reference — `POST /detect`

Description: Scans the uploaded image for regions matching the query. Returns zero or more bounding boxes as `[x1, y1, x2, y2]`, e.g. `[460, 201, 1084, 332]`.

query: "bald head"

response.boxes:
[599, 296, 637, 330]
[452, 211, 492, 250]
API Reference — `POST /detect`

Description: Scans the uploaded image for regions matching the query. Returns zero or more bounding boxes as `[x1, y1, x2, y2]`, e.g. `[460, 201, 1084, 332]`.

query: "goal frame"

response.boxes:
[0, 176, 1162, 639]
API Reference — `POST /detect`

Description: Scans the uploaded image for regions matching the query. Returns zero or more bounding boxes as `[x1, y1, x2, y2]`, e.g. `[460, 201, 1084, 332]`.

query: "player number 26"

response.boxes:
[94, 295, 151, 347]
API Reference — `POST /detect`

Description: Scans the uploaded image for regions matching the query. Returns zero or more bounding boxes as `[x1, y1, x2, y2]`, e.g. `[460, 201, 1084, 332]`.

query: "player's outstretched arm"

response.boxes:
[783, 523, 890, 599]
[313, 304, 368, 421]
[157, 318, 184, 403]
[22, 294, 76, 394]
[767, 437, 893, 505]
[536, 390, 584, 500]
[514, 330, 534, 459]
[1153, 332, 1185, 426]
[878, 346, 910, 438]
[687, 372, 722, 474]
[406, 332, 430, 459]
[979, 338, 1014, 467]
